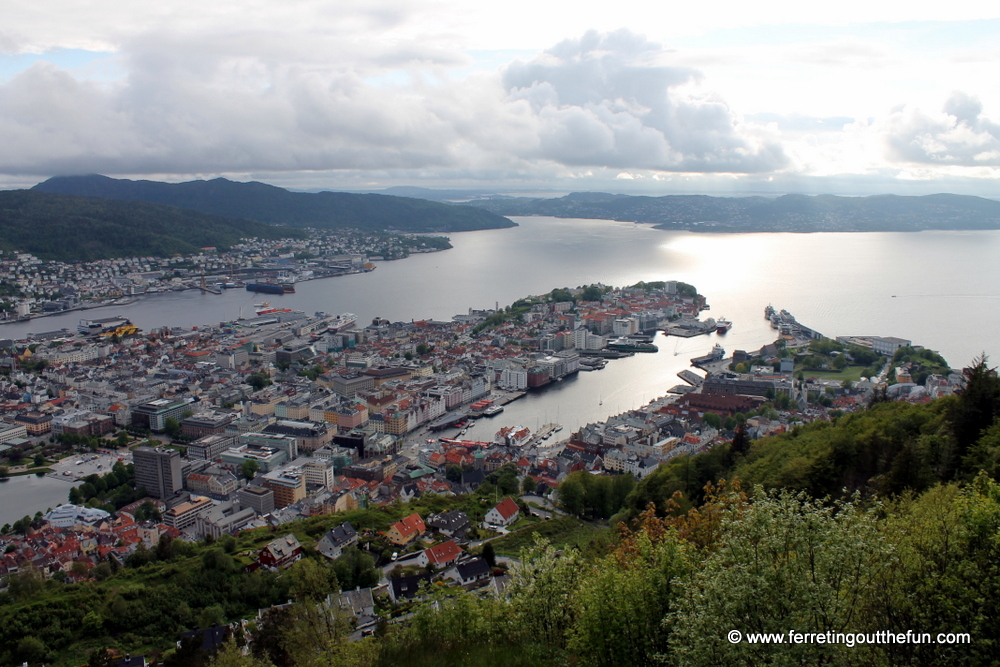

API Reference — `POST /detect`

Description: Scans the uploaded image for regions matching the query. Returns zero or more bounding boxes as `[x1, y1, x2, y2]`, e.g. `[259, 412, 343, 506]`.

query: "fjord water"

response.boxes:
[4, 217, 999, 521]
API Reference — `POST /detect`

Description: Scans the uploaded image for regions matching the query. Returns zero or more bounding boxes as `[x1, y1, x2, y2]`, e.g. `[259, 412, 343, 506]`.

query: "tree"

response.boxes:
[521, 475, 537, 495]
[241, 459, 260, 481]
[87, 648, 117, 667]
[481, 542, 497, 568]
[445, 464, 463, 483]
[32, 453, 45, 468]
[701, 412, 722, 429]
[164, 417, 182, 438]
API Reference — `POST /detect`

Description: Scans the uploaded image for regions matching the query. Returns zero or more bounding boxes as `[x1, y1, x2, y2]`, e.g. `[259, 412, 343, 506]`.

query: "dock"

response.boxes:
[198, 285, 222, 295]
[528, 423, 563, 447]
[678, 369, 704, 386]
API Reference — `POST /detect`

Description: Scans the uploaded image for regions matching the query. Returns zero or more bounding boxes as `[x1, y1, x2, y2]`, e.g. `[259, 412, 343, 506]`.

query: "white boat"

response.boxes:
[328, 313, 357, 332]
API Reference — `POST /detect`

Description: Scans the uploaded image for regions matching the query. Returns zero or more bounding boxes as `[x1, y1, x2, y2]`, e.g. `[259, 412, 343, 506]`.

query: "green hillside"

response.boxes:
[0, 190, 304, 261]
[32, 175, 517, 233]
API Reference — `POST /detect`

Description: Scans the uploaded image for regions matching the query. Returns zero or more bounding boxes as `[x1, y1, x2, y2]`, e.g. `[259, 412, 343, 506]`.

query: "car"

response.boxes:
[391, 552, 399, 561]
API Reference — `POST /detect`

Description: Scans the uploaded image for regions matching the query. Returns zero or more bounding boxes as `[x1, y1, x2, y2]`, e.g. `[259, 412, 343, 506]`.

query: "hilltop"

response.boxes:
[464, 191, 1000, 232]
[0, 190, 305, 262]
[32, 175, 517, 233]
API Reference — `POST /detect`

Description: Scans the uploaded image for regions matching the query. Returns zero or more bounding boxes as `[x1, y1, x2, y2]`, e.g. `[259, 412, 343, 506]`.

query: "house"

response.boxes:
[257, 533, 303, 570]
[446, 557, 491, 587]
[389, 572, 433, 603]
[316, 522, 358, 561]
[384, 513, 426, 546]
[484, 497, 520, 527]
[426, 510, 471, 540]
[415, 539, 463, 568]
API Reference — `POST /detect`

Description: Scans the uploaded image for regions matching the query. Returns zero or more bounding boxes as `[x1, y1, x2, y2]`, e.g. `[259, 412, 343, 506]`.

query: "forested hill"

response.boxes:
[32, 175, 516, 233]
[0, 190, 305, 262]
[464, 191, 1000, 232]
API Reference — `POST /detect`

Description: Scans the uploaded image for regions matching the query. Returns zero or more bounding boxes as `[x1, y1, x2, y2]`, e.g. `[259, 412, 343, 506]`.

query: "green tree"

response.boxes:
[521, 475, 537, 495]
[445, 464, 463, 483]
[241, 459, 260, 481]
[32, 453, 45, 467]
[198, 605, 226, 629]
[669, 489, 890, 666]
[701, 412, 722, 429]
[163, 417, 182, 438]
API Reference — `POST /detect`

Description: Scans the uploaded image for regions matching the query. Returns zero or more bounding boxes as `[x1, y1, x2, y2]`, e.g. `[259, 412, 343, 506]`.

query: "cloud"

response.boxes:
[0, 28, 788, 179]
[500, 30, 787, 173]
[885, 92, 1000, 166]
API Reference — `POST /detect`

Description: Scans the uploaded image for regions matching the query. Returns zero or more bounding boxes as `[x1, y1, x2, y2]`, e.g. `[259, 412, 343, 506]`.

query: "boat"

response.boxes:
[607, 337, 659, 353]
[254, 301, 294, 316]
[327, 313, 358, 333]
[712, 343, 725, 359]
[716, 318, 732, 334]
[483, 405, 504, 417]
[246, 282, 285, 295]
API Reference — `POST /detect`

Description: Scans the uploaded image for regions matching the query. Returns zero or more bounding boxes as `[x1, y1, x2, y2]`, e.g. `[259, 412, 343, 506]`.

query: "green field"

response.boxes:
[795, 365, 867, 383]
[489, 517, 610, 557]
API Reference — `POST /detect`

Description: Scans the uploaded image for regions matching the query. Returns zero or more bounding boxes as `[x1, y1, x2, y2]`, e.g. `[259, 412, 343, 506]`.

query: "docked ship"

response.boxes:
[607, 337, 658, 353]
[483, 404, 504, 417]
[254, 301, 294, 316]
[327, 313, 357, 333]
[716, 318, 732, 333]
[245, 282, 287, 295]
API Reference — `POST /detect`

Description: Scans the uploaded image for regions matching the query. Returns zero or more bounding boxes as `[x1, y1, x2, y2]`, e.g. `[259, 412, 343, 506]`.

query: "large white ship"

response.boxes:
[327, 313, 357, 332]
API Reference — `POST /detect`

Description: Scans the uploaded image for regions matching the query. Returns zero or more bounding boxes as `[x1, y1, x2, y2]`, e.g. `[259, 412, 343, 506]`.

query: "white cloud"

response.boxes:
[885, 92, 1000, 166]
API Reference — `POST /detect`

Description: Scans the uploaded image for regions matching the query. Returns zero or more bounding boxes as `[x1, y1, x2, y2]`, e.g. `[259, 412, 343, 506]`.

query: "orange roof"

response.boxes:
[424, 539, 463, 565]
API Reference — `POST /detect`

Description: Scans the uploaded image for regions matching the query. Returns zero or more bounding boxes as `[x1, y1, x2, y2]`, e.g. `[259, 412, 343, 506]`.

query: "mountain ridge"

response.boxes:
[32, 175, 516, 233]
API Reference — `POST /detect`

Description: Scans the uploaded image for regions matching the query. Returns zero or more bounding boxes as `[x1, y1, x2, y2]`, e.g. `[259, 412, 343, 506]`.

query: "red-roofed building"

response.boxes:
[417, 539, 463, 568]
[485, 497, 520, 527]
[385, 512, 426, 546]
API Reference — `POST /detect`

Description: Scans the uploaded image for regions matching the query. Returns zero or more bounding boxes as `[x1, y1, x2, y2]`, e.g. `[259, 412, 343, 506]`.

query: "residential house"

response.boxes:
[316, 522, 358, 561]
[384, 513, 426, 546]
[484, 497, 520, 528]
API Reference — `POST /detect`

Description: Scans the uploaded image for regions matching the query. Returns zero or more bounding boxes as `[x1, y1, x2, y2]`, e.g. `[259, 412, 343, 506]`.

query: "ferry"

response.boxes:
[483, 405, 504, 417]
[716, 318, 732, 334]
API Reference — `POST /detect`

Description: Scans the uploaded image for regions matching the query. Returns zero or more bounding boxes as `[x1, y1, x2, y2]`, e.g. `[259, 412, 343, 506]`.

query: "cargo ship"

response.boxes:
[246, 282, 286, 294]
[254, 301, 294, 316]
[716, 318, 732, 333]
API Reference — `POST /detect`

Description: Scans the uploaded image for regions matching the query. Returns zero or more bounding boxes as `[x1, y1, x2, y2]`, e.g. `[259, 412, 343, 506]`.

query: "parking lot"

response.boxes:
[48, 449, 133, 483]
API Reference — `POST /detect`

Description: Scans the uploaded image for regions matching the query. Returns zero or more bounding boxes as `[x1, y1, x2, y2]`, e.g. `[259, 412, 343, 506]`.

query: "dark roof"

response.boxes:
[325, 521, 357, 547]
[390, 572, 433, 600]
[178, 625, 229, 652]
[427, 510, 470, 532]
[456, 557, 491, 580]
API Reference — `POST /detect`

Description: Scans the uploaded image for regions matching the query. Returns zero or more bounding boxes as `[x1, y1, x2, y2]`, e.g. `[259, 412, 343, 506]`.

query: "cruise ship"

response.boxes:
[327, 313, 357, 332]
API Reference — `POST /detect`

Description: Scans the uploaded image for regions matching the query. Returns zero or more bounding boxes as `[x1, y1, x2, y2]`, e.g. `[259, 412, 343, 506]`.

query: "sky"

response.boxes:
[2, 1, 1000, 196]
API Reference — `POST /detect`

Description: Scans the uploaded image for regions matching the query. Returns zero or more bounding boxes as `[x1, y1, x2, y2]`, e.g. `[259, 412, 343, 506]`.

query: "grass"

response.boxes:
[490, 517, 610, 558]
[795, 365, 867, 382]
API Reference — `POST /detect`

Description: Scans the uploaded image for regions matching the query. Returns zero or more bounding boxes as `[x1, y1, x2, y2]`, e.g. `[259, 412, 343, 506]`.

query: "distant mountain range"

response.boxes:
[462, 191, 1000, 232]
[0, 190, 308, 262]
[32, 175, 516, 233]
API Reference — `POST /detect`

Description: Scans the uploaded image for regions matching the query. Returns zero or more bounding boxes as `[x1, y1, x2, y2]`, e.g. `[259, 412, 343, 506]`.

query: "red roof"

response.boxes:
[424, 539, 463, 565]
[493, 497, 520, 521]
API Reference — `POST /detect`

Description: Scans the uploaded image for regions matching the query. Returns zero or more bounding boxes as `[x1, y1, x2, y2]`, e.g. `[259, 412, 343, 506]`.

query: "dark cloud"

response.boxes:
[885, 91, 1000, 166]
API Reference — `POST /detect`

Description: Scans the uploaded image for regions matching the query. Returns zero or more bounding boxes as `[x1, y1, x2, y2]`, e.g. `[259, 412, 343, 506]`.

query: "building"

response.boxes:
[163, 496, 214, 531]
[485, 497, 520, 527]
[416, 539, 463, 568]
[316, 522, 358, 560]
[261, 468, 307, 509]
[263, 420, 332, 451]
[186, 433, 236, 461]
[385, 512, 426, 546]
[13, 411, 53, 436]
[257, 534, 303, 570]
[130, 398, 193, 432]
[133, 447, 184, 500]
[180, 412, 235, 439]
[0, 421, 28, 444]
[237, 485, 275, 515]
